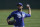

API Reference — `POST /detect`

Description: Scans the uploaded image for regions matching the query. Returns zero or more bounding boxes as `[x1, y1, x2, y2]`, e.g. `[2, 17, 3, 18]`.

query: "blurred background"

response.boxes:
[0, 0, 40, 27]
[0, 0, 40, 9]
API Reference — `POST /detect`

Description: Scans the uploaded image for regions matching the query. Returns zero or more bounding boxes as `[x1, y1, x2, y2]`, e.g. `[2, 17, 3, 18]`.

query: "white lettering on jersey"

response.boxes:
[17, 13, 25, 18]
[17, 14, 21, 18]
[22, 14, 25, 18]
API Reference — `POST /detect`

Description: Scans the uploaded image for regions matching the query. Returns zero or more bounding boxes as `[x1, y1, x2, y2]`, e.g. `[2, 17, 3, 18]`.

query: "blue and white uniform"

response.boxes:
[7, 10, 31, 27]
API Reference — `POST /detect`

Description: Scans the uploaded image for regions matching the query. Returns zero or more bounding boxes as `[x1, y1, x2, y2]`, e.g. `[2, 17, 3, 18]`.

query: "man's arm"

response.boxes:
[25, 4, 31, 17]
[7, 12, 14, 23]
[7, 15, 12, 22]
[27, 4, 31, 15]
[28, 7, 31, 15]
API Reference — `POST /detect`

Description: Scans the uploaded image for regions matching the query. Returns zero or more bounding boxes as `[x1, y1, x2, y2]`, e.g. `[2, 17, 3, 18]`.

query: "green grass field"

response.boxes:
[0, 9, 40, 27]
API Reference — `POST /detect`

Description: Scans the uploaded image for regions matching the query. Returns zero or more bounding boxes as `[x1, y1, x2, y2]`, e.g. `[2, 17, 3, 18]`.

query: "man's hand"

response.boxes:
[26, 4, 30, 8]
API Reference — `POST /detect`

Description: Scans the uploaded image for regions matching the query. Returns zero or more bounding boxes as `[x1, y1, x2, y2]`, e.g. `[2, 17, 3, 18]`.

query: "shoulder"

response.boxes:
[12, 10, 18, 13]
[22, 11, 28, 15]
[11, 10, 17, 14]
[22, 11, 25, 13]
[22, 11, 27, 14]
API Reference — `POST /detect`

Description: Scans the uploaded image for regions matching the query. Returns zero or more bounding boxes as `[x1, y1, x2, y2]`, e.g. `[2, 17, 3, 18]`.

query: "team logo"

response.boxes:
[22, 14, 25, 18]
[17, 14, 21, 18]
[17, 13, 25, 18]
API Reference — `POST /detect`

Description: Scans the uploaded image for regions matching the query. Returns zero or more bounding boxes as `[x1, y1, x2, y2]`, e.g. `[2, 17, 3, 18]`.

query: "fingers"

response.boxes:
[26, 4, 30, 8]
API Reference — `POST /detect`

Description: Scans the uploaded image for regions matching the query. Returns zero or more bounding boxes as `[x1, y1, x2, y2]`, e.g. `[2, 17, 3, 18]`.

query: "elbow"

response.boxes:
[7, 15, 12, 20]
[28, 14, 31, 17]
[29, 15, 31, 17]
[7, 17, 10, 21]
[7, 17, 10, 20]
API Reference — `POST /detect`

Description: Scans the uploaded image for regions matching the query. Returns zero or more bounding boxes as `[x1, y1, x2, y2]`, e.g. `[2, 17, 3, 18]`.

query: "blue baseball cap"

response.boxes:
[17, 3, 23, 6]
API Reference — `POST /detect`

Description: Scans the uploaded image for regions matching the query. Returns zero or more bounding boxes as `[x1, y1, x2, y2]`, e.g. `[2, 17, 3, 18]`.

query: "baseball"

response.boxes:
[27, 4, 30, 7]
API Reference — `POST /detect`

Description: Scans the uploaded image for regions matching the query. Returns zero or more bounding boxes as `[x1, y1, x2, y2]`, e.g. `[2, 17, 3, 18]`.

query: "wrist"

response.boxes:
[29, 7, 31, 9]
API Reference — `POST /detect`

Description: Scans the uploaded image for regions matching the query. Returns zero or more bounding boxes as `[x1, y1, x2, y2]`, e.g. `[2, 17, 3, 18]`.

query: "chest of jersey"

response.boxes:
[14, 12, 25, 18]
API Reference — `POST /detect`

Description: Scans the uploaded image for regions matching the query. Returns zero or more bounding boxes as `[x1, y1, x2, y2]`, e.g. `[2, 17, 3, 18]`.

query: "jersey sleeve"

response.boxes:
[7, 12, 15, 19]
[25, 13, 31, 18]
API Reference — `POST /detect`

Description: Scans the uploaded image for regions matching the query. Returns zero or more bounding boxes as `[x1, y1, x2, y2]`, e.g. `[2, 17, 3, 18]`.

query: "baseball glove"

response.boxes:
[8, 20, 16, 25]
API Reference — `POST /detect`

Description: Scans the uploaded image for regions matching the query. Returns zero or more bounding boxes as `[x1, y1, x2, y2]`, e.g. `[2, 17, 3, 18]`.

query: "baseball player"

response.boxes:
[7, 3, 31, 27]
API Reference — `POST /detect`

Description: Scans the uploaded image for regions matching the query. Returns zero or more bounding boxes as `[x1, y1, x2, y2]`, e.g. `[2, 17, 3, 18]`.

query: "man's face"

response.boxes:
[17, 5, 23, 9]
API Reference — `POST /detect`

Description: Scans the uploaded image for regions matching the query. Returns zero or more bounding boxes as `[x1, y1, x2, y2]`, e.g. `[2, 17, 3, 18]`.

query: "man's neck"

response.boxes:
[18, 9, 22, 12]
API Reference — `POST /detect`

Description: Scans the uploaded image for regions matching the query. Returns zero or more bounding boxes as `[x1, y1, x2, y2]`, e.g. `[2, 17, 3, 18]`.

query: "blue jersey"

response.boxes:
[7, 10, 31, 26]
